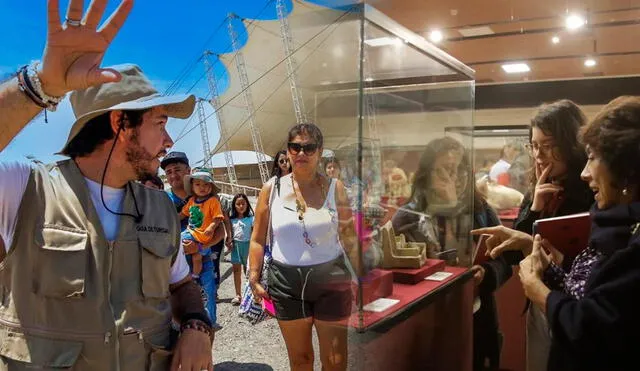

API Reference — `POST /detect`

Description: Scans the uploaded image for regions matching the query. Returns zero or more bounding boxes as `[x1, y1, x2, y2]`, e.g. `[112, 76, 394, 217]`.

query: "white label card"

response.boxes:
[363, 298, 400, 313]
[425, 271, 453, 281]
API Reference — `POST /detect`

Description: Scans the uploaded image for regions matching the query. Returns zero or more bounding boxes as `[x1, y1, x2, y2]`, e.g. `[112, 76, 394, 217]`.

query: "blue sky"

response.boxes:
[0, 0, 357, 168]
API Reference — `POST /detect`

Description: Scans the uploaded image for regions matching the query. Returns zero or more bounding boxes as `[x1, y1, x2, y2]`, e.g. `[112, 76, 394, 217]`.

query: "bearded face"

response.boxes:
[126, 128, 159, 180]
[123, 107, 172, 181]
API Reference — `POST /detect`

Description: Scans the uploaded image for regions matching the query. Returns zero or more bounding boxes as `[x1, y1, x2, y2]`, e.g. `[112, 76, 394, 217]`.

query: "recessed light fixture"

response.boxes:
[502, 63, 531, 73]
[584, 58, 597, 67]
[429, 30, 443, 43]
[365, 77, 374, 82]
[458, 26, 494, 37]
[566, 14, 586, 30]
[552, 36, 560, 44]
[364, 37, 402, 47]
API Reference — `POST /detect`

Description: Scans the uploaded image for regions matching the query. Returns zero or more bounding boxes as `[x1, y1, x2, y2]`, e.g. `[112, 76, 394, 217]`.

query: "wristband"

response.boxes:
[17, 66, 47, 109]
[180, 312, 212, 328]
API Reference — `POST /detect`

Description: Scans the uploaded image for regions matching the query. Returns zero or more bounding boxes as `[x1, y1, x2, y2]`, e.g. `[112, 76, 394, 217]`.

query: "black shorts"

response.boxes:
[268, 256, 354, 321]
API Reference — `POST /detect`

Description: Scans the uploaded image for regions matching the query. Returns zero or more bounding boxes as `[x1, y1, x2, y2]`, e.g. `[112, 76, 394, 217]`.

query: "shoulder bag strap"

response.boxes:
[265, 176, 279, 250]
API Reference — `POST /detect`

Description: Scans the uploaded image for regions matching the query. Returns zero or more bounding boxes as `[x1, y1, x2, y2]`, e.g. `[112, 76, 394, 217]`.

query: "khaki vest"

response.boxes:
[0, 160, 180, 370]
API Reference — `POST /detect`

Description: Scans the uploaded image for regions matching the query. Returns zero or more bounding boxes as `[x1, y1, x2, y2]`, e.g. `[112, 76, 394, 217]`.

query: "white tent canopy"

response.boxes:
[211, 0, 469, 157]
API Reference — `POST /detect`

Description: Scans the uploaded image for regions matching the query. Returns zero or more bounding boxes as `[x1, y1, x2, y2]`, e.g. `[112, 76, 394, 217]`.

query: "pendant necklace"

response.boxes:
[292, 174, 325, 248]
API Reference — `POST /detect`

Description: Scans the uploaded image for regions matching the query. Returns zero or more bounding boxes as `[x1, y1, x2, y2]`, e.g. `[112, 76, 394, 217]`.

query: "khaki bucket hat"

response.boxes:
[59, 64, 196, 155]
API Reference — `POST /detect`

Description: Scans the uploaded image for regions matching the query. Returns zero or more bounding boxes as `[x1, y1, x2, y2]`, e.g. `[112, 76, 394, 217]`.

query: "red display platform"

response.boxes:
[349, 266, 474, 371]
[389, 259, 446, 284]
[495, 267, 526, 371]
[499, 207, 520, 229]
[354, 269, 394, 305]
[350, 266, 469, 331]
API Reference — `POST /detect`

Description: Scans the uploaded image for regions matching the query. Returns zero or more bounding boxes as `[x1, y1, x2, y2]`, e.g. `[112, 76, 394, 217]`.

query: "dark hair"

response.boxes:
[288, 123, 324, 149]
[500, 142, 521, 159]
[270, 150, 289, 178]
[580, 96, 640, 191]
[64, 110, 149, 158]
[324, 157, 341, 171]
[230, 193, 254, 219]
[528, 99, 587, 193]
[140, 173, 164, 189]
[408, 137, 475, 211]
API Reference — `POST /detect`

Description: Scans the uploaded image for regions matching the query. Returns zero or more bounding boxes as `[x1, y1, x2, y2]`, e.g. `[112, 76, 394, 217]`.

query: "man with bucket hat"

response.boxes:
[0, 1, 213, 370]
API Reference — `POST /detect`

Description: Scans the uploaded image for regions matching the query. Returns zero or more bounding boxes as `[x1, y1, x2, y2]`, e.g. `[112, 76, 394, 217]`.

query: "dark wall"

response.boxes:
[315, 76, 640, 117]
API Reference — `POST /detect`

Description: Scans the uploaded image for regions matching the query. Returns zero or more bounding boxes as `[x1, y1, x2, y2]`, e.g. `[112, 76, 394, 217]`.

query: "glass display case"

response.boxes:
[213, 2, 475, 369]
[446, 125, 532, 226]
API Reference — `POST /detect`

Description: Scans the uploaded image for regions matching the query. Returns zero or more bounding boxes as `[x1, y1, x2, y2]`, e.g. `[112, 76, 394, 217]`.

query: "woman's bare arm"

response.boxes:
[248, 181, 273, 284]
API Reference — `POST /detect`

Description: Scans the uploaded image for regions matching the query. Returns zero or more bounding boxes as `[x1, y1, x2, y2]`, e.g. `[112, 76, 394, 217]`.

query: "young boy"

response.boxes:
[180, 171, 224, 328]
[180, 171, 224, 277]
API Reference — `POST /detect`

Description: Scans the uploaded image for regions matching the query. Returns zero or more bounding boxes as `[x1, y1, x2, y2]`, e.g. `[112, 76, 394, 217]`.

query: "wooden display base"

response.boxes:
[354, 269, 394, 305]
[389, 259, 446, 285]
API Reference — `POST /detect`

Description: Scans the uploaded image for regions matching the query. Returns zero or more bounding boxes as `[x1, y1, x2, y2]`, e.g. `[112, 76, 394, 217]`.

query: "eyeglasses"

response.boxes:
[287, 142, 319, 156]
[278, 158, 289, 165]
[525, 142, 556, 155]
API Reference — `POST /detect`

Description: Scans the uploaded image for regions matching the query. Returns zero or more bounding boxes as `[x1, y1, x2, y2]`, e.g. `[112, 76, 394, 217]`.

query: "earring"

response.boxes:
[622, 188, 629, 196]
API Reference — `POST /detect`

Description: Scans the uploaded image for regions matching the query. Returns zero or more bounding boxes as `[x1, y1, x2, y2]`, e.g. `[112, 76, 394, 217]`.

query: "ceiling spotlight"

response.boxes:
[551, 36, 560, 44]
[566, 14, 586, 30]
[584, 58, 597, 67]
[502, 63, 531, 74]
[429, 30, 444, 43]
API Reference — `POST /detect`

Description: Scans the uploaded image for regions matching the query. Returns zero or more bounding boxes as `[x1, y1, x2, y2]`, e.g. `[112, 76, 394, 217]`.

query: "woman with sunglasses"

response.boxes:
[271, 149, 291, 178]
[249, 123, 356, 371]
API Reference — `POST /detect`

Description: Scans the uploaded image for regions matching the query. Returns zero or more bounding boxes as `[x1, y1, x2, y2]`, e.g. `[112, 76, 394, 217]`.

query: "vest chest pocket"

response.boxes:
[139, 236, 176, 299]
[34, 227, 88, 298]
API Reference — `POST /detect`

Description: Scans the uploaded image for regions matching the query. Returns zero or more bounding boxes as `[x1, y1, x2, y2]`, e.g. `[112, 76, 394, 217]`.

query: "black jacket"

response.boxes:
[513, 178, 594, 236]
[506, 179, 593, 266]
[546, 202, 640, 371]
[474, 205, 512, 371]
[474, 256, 513, 369]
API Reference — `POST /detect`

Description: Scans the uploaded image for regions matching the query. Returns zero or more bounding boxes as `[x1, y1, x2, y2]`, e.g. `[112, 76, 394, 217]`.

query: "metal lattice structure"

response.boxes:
[276, 0, 307, 124]
[203, 51, 238, 192]
[228, 14, 270, 184]
[196, 99, 213, 168]
[363, 40, 383, 204]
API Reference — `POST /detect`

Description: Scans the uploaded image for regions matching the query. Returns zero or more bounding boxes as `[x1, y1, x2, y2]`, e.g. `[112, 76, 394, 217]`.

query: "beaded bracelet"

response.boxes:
[26, 61, 64, 111]
[181, 319, 213, 341]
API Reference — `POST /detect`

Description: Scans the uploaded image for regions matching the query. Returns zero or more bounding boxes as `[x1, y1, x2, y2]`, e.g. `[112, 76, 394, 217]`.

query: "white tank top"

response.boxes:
[270, 174, 343, 266]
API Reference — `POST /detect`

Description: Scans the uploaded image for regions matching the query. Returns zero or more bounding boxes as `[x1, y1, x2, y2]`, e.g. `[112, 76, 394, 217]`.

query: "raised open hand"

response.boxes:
[39, 0, 134, 97]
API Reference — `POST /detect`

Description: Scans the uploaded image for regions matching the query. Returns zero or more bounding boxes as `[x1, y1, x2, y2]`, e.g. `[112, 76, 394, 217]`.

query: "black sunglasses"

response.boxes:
[287, 142, 319, 155]
[278, 158, 289, 165]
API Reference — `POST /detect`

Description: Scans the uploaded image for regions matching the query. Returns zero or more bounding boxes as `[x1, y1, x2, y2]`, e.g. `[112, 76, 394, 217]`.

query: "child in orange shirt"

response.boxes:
[180, 171, 224, 277]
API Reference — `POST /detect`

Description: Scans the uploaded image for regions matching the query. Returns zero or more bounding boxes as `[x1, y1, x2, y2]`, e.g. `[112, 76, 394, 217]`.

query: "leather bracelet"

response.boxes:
[17, 66, 47, 109]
